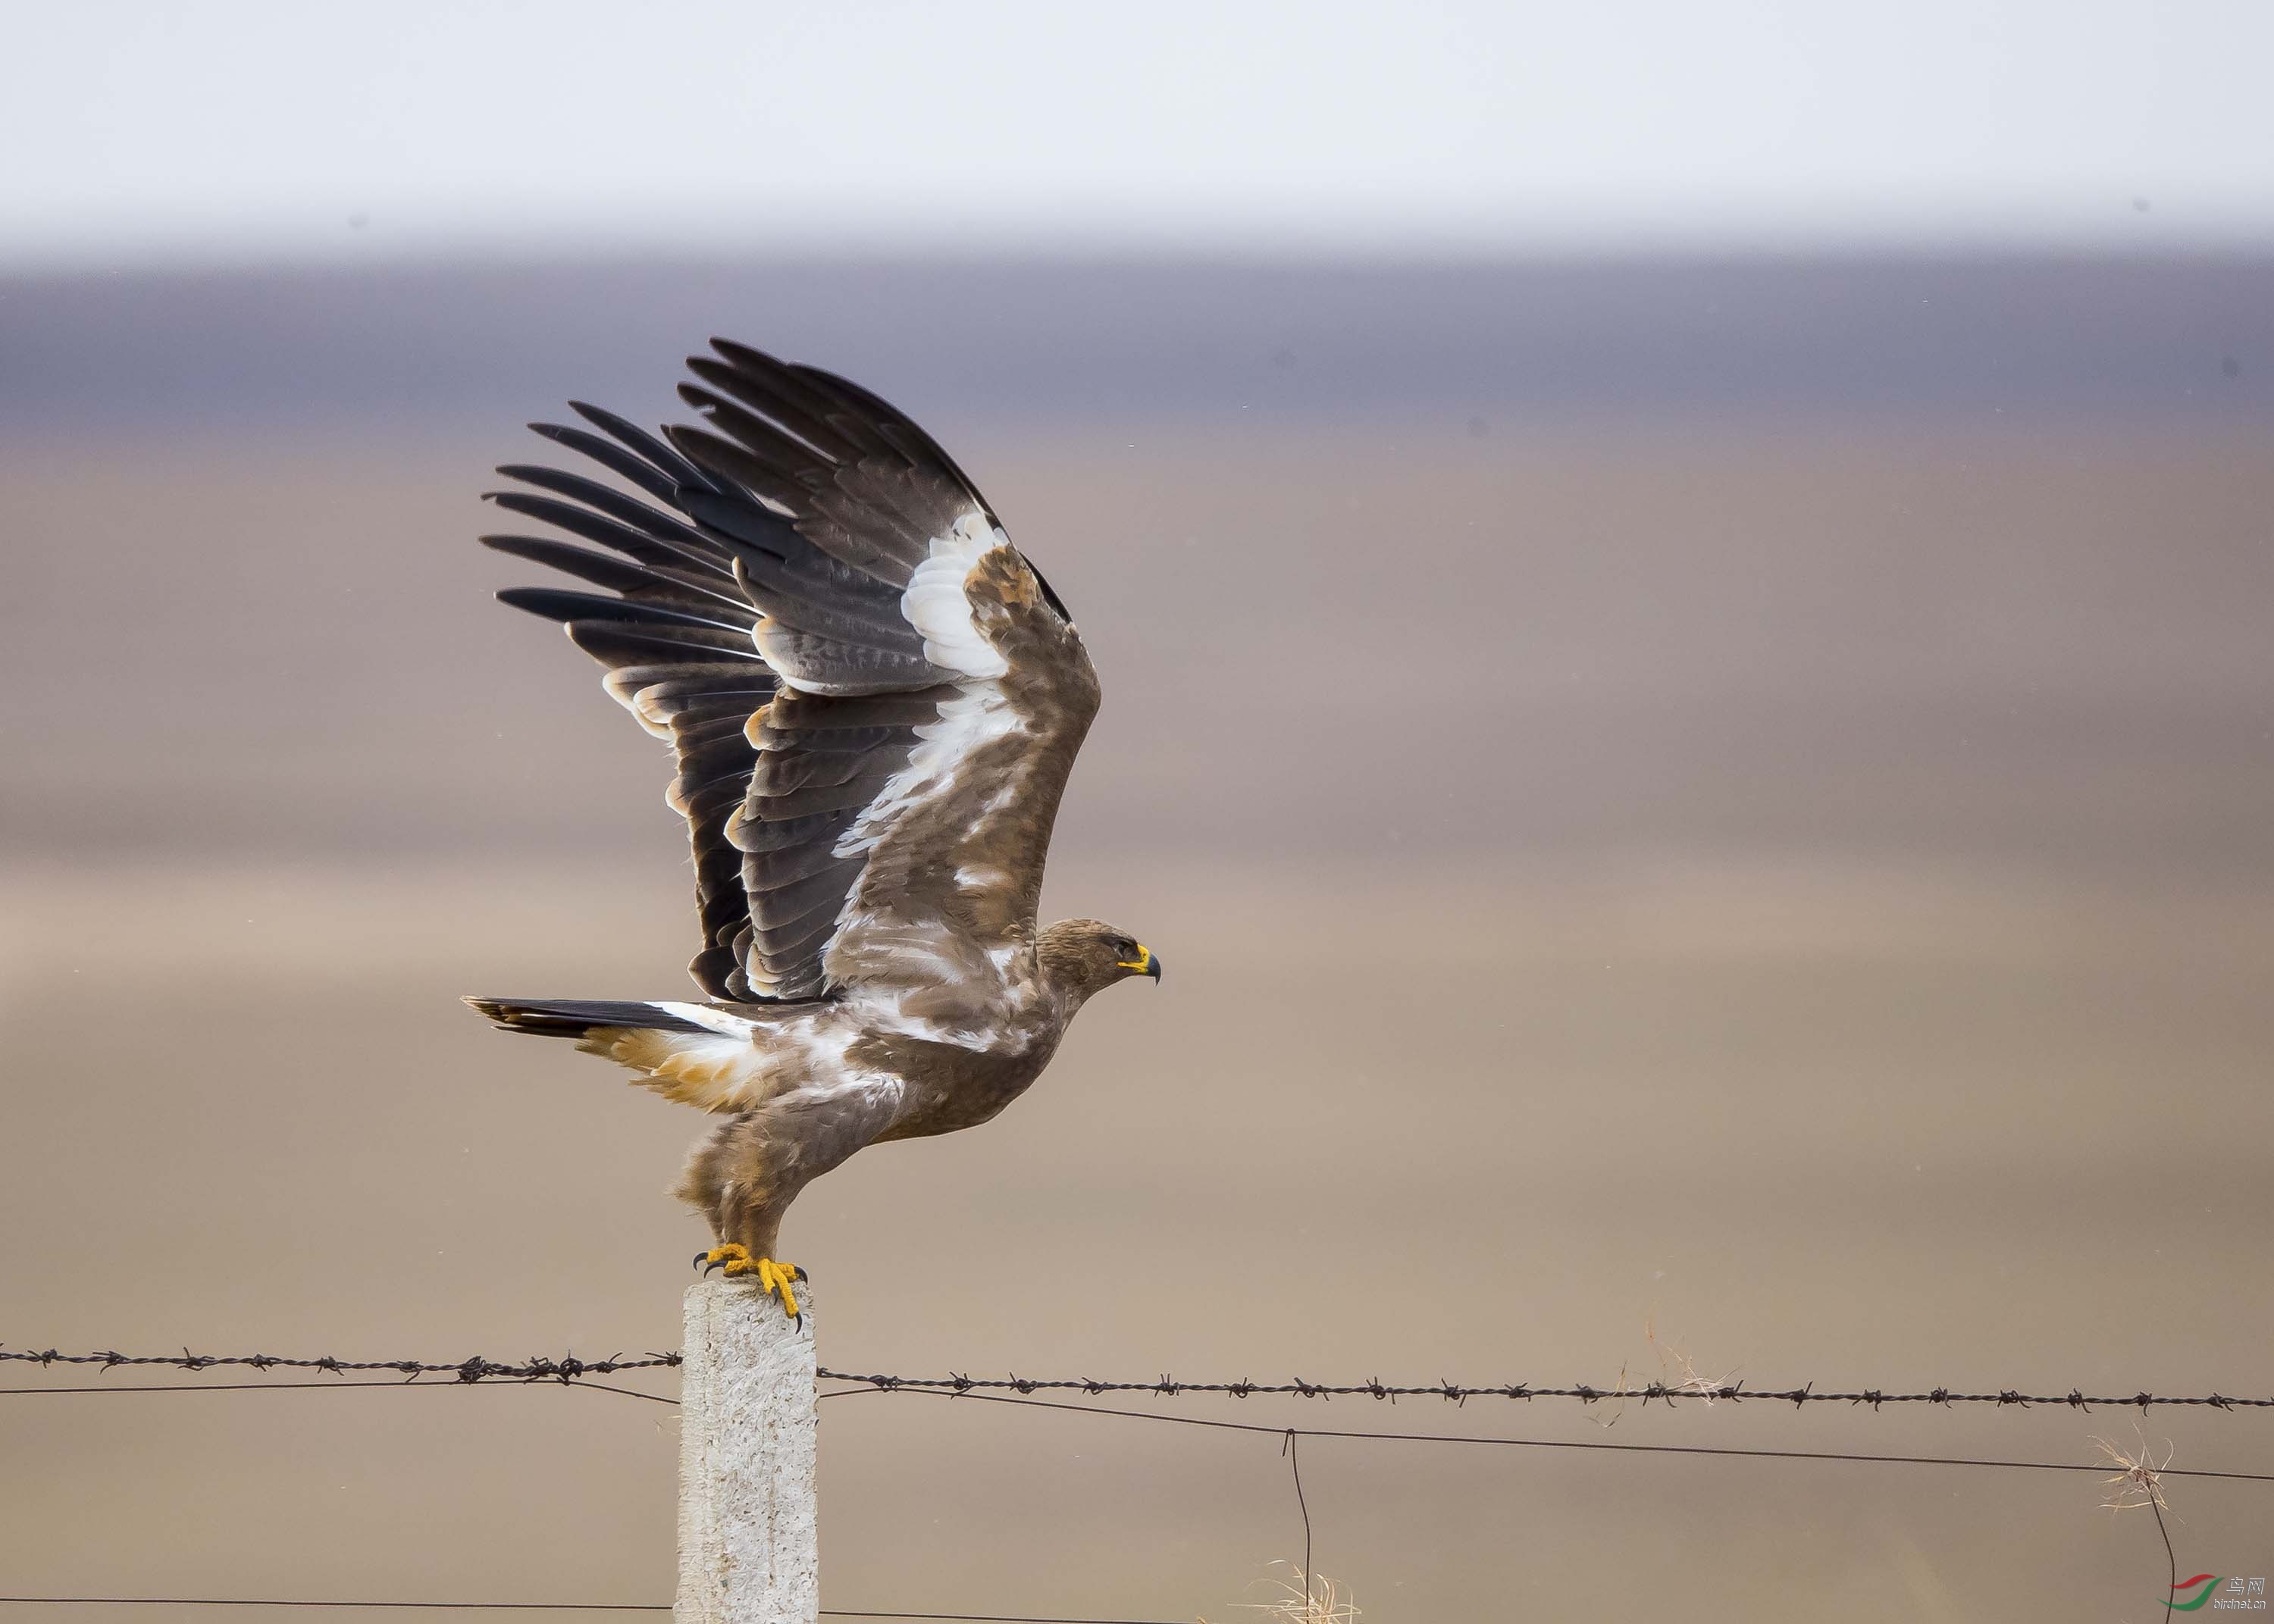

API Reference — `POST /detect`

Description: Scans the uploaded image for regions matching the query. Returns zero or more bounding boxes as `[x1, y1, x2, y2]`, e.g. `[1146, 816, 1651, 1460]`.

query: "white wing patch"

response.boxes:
[826, 511, 1026, 865]
[815, 677, 1026, 983]
[738, 507, 1045, 1003]
[831, 680, 1022, 862]
[902, 512, 1013, 680]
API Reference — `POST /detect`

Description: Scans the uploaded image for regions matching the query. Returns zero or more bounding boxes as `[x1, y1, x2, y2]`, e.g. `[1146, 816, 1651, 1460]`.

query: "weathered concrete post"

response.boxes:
[677, 1277, 819, 1624]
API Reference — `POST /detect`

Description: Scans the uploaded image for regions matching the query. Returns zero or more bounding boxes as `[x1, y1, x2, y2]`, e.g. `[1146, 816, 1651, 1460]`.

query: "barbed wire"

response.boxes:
[0, 1605, 662, 1613]
[7, 1368, 2265, 1482]
[811, 1370, 2274, 1410]
[0, 1349, 676, 1383]
[820, 1383, 2274, 1483]
[0, 1604, 1180, 1622]
[7, 1347, 2269, 1410]
[7, 1345, 2266, 1624]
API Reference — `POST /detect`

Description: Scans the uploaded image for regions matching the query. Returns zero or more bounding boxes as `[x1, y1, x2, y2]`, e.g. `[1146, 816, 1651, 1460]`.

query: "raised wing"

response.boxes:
[486, 341, 1098, 1004]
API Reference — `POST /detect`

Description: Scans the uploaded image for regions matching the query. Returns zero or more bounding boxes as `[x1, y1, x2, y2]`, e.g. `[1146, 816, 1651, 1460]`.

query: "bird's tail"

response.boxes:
[462, 997, 714, 1040]
[465, 997, 769, 1111]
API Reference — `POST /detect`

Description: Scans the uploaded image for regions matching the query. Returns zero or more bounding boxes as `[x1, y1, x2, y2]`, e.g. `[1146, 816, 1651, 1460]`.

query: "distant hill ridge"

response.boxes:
[2, 253, 2266, 425]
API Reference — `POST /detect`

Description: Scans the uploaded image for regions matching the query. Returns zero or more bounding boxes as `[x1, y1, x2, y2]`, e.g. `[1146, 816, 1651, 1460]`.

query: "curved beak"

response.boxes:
[1119, 943, 1164, 983]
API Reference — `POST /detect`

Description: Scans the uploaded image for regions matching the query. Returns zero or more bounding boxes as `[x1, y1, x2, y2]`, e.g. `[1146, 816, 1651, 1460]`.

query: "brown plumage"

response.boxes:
[465, 341, 1160, 1303]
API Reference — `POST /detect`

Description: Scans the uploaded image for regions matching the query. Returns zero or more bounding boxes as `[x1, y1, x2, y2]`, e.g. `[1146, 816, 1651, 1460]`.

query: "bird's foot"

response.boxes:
[694, 1245, 807, 1318]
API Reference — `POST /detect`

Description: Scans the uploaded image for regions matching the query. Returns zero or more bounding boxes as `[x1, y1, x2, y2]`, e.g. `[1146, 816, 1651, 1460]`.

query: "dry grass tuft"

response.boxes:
[1197, 1562, 1362, 1624]
[1586, 1316, 1740, 1429]
[2089, 1427, 2175, 1513]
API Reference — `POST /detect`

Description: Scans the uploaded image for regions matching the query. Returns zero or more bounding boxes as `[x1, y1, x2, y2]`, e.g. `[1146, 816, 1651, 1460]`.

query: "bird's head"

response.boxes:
[1037, 918, 1163, 1004]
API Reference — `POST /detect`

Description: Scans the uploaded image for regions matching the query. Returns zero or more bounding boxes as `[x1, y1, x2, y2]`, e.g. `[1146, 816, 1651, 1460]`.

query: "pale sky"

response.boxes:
[6, 0, 2272, 268]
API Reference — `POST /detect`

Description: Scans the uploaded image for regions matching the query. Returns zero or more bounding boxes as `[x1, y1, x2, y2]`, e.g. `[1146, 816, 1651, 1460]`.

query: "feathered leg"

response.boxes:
[678, 1089, 901, 1317]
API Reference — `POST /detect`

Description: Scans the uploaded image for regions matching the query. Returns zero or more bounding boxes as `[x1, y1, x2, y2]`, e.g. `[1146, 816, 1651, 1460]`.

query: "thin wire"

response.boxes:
[1281, 1431, 1313, 1604]
[819, 1613, 1188, 1622]
[822, 1384, 2274, 1483]
[559, 1381, 679, 1407]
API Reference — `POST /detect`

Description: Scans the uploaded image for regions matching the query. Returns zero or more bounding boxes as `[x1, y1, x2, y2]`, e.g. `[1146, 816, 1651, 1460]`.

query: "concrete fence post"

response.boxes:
[677, 1276, 819, 1624]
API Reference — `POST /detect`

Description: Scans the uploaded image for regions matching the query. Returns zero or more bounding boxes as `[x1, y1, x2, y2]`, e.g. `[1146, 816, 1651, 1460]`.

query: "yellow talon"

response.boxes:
[720, 1254, 804, 1318]
[696, 1244, 803, 1316]
[767, 1259, 804, 1318]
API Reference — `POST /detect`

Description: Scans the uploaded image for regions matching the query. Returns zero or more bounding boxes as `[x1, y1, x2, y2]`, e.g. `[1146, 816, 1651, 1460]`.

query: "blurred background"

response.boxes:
[3, 2, 2270, 1619]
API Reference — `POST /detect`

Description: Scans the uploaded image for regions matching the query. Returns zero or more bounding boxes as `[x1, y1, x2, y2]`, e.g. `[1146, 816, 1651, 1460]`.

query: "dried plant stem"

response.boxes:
[2150, 1494, 2178, 1612]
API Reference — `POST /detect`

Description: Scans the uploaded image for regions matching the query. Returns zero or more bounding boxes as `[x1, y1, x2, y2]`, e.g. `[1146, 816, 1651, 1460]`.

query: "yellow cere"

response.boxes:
[1115, 944, 1152, 973]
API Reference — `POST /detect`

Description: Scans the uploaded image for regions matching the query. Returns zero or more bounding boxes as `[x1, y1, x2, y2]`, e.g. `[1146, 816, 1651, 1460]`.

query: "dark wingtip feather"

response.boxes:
[710, 336, 789, 372]
[566, 399, 725, 496]
[567, 399, 661, 443]
[496, 586, 578, 624]
[528, 421, 591, 452]
[496, 587, 747, 634]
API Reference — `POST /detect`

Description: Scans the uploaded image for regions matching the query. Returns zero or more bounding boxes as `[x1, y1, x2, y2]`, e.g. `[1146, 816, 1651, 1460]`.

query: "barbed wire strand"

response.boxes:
[6, 1348, 2269, 1411]
[0, 1607, 1182, 1623]
[810, 1369, 2274, 1411]
[8, 1345, 2269, 1481]
[0, 1380, 680, 1405]
[825, 1384, 2274, 1484]
[13, 1369, 2258, 1483]
[0, 1350, 677, 1383]
[1, 1381, 600, 1398]
[7, 1353, 2268, 1622]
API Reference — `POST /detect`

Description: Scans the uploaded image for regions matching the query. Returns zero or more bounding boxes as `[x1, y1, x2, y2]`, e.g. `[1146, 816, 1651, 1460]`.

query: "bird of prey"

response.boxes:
[466, 341, 1160, 1316]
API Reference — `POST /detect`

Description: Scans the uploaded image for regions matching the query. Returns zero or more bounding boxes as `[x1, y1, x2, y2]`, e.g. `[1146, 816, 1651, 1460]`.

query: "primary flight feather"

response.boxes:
[466, 340, 1160, 1313]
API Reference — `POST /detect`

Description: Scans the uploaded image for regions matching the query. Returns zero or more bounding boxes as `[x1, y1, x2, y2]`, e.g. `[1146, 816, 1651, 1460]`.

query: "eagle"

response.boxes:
[465, 340, 1160, 1316]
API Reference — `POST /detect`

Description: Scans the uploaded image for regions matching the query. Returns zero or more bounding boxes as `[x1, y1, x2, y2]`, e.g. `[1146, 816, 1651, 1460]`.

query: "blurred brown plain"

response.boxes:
[2, 258, 2269, 1622]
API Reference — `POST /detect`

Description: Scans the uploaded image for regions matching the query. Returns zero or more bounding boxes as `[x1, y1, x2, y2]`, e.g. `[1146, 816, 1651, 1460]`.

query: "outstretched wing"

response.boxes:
[487, 341, 1099, 1005]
